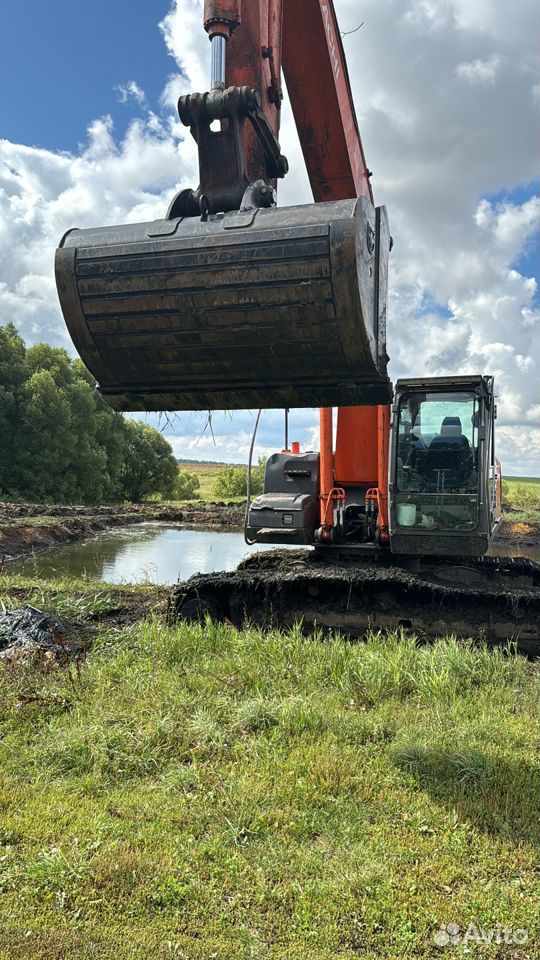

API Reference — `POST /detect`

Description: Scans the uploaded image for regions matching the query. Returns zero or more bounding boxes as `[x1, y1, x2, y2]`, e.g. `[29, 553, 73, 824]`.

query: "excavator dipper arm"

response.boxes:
[281, 1, 389, 536]
[55, 0, 391, 419]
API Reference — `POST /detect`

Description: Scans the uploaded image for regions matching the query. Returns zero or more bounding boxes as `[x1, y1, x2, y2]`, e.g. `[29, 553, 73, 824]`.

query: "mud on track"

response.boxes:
[170, 549, 540, 656]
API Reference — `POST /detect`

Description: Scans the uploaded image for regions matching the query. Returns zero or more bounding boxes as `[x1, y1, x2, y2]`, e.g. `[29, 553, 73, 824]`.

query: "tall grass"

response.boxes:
[502, 477, 540, 513]
[0, 617, 537, 959]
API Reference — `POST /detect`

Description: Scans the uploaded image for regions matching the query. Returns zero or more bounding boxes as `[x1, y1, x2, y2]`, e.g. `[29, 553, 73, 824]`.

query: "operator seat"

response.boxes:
[424, 416, 472, 488]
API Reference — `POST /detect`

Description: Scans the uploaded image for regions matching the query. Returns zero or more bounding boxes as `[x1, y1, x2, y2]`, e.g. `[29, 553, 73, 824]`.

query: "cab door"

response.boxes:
[388, 376, 497, 557]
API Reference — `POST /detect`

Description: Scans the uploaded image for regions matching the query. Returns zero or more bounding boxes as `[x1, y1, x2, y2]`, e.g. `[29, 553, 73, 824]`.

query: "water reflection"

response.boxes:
[12, 524, 293, 585]
[487, 542, 539, 563]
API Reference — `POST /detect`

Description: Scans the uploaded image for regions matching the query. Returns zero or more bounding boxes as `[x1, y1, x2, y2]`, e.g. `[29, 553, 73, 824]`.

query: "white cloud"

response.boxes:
[456, 54, 502, 86]
[0, 0, 538, 475]
[115, 80, 147, 106]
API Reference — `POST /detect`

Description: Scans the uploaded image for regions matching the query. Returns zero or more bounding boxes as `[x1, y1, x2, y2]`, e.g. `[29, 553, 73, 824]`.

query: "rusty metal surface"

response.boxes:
[203, 1, 241, 36]
[283, 0, 373, 203]
[173, 86, 287, 217]
[55, 197, 392, 412]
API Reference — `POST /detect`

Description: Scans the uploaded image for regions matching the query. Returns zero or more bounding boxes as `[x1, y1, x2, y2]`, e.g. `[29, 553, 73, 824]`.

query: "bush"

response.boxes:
[174, 469, 200, 500]
[211, 458, 265, 499]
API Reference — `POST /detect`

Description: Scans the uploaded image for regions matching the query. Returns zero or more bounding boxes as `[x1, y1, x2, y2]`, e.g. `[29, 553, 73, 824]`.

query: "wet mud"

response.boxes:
[494, 518, 539, 547]
[170, 548, 540, 655]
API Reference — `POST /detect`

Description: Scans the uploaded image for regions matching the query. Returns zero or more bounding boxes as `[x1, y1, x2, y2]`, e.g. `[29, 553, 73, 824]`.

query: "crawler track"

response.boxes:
[169, 550, 540, 655]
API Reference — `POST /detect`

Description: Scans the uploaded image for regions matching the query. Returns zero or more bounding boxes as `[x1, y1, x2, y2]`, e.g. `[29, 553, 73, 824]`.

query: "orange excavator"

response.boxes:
[55, 1, 539, 645]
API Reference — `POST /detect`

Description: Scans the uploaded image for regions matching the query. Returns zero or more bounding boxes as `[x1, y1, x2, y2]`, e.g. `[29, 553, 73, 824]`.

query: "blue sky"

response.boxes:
[0, 0, 538, 474]
[0, 0, 171, 151]
[486, 183, 540, 298]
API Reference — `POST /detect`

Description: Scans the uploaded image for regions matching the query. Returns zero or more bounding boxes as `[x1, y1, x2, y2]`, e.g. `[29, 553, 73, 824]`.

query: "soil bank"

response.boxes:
[1, 501, 537, 565]
[0, 501, 244, 562]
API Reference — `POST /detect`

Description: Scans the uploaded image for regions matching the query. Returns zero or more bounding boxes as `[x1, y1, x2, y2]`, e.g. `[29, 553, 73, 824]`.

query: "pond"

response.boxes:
[11, 524, 290, 585]
[10, 523, 538, 585]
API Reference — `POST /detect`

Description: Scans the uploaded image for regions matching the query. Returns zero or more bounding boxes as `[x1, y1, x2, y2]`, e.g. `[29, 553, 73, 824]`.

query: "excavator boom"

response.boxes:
[55, 0, 391, 412]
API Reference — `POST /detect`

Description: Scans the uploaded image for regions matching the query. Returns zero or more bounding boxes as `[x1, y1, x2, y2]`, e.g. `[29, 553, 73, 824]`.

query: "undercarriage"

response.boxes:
[169, 549, 540, 656]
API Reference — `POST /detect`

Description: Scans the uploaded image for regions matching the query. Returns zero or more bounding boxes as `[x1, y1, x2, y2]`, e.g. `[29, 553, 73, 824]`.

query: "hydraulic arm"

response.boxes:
[55, 0, 392, 537]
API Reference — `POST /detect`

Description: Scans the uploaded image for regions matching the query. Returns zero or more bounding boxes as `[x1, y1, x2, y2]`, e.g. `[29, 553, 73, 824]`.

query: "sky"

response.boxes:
[0, 0, 538, 475]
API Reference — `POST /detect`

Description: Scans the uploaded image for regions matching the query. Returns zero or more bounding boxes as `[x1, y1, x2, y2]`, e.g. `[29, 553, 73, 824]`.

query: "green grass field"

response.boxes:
[177, 462, 242, 501]
[501, 477, 539, 522]
[181, 462, 223, 499]
[0, 572, 537, 959]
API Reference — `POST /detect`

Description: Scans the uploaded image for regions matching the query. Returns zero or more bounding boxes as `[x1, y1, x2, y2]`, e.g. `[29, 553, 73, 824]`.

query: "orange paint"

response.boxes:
[376, 405, 390, 540]
[319, 408, 334, 529]
[334, 407, 378, 485]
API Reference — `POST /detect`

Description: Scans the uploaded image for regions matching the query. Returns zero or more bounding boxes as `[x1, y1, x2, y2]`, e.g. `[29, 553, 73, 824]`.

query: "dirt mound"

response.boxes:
[494, 519, 539, 548]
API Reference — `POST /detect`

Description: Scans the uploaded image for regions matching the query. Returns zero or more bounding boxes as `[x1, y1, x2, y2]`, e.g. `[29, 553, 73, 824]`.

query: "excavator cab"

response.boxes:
[389, 376, 501, 556]
[246, 376, 501, 558]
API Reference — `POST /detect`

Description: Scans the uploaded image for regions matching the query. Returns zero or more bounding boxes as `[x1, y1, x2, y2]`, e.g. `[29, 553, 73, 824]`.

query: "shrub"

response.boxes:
[211, 458, 264, 499]
[174, 468, 200, 500]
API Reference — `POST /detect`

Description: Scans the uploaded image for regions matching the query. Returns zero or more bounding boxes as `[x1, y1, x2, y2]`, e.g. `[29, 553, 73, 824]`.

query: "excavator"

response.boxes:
[55, 1, 539, 648]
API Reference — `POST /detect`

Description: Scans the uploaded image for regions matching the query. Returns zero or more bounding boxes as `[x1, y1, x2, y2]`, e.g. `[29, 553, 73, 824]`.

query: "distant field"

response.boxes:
[180, 462, 240, 499]
[504, 476, 539, 487]
[177, 461, 540, 516]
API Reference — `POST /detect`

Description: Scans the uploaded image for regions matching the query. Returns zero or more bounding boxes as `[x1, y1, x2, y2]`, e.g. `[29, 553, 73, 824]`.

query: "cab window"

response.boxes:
[395, 391, 479, 531]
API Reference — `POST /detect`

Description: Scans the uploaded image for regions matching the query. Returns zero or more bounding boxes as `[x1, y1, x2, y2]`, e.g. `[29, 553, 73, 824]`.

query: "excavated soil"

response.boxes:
[495, 518, 539, 545]
[0, 589, 169, 668]
[0, 501, 244, 562]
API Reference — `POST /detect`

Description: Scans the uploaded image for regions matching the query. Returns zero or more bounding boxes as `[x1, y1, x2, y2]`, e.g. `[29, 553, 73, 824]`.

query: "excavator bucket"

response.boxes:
[55, 196, 392, 412]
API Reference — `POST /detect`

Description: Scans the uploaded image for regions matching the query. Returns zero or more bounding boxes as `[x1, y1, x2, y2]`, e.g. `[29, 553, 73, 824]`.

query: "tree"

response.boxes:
[0, 323, 26, 496]
[211, 458, 265, 499]
[174, 468, 200, 500]
[120, 421, 179, 502]
[0, 322, 184, 505]
[16, 369, 75, 502]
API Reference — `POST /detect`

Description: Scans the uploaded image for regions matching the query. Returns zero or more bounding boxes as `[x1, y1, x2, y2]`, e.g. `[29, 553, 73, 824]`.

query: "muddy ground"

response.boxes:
[0, 501, 244, 562]
[494, 515, 539, 547]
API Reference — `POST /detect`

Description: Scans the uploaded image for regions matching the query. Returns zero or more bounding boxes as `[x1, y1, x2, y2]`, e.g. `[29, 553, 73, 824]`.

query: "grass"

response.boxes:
[502, 477, 539, 522]
[183, 462, 225, 500]
[0, 571, 166, 623]
[175, 462, 247, 502]
[0, 579, 537, 959]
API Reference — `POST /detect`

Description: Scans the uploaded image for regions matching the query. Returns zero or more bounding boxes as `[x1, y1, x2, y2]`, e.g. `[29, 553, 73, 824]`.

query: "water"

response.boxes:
[487, 542, 539, 562]
[10, 523, 538, 586]
[11, 524, 291, 585]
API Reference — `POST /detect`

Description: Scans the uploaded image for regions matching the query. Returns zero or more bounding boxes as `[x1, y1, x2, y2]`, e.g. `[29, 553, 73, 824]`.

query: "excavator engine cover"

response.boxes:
[55, 196, 391, 411]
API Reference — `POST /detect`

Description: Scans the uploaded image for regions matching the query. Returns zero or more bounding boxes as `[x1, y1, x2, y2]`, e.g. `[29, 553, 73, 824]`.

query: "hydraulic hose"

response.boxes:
[244, 409, 262, 545]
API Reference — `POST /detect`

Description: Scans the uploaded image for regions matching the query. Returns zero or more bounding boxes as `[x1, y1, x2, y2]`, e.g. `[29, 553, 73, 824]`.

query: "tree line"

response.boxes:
[0, 323, 182, 504]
